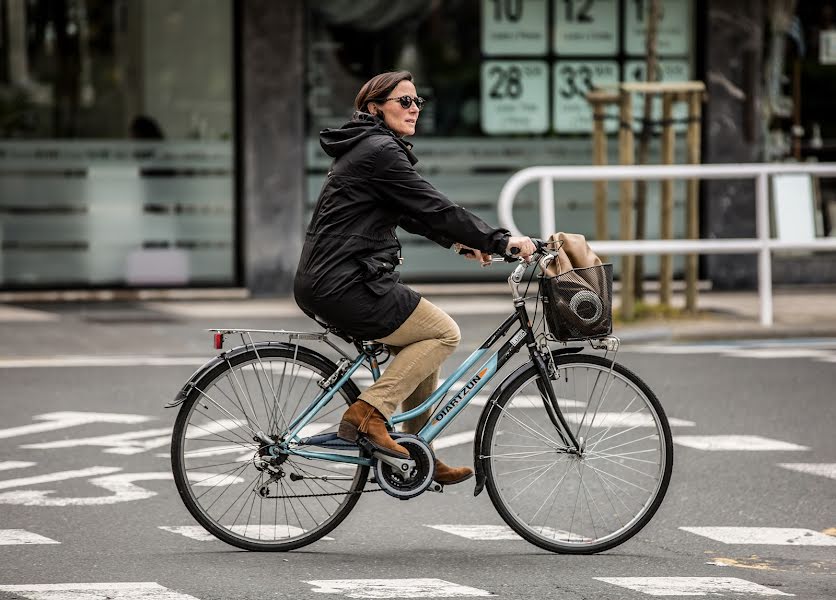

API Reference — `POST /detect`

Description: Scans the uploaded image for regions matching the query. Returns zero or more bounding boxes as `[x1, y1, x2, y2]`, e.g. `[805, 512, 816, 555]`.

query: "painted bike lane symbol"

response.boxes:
[0, 466, 242, 506]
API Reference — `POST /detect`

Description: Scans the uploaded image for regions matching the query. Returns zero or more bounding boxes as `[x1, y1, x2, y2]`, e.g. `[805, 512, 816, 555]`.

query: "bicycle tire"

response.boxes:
[482, 353, 672, 554]
[171, 345, 368, 551]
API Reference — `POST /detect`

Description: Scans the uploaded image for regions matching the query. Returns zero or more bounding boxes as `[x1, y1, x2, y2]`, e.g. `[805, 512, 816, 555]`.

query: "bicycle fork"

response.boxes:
[529, 347, 581, 453]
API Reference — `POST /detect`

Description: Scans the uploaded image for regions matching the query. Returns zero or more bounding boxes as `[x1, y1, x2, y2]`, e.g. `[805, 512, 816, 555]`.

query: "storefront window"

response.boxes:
[304, 0, 696, 280]
[0, 0, 234, 288]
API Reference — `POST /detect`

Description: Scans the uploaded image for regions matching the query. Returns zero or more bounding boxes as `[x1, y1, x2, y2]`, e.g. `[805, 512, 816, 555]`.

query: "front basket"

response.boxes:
[540, 264, 613, 342]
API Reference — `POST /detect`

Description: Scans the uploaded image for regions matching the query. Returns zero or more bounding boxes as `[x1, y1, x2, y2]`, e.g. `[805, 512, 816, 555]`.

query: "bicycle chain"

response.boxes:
[262, 487, 383, 499]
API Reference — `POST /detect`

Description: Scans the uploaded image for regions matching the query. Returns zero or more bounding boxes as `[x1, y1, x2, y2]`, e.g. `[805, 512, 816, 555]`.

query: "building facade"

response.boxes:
[1, 0, 833, 294]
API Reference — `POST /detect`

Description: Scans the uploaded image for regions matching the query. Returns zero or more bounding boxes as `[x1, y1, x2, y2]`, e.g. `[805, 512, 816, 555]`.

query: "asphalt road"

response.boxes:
[0, 308, 834, 600]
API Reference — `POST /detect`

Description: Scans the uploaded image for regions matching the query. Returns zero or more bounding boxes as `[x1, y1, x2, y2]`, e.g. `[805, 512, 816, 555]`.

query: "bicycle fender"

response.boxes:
[471, 346, 583, 497]
[165, 341, 328, 409]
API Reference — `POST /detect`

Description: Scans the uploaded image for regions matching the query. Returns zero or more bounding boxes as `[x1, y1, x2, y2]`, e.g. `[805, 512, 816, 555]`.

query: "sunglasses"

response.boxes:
[378, 95, 426, 110]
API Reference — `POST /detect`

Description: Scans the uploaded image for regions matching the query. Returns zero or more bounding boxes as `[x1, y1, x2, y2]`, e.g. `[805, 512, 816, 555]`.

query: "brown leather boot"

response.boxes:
[434, 458, 474, 485]
[338, 400, 409, 458]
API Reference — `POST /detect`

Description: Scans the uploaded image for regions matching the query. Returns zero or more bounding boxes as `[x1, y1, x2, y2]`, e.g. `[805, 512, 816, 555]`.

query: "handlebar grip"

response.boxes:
[457, 248, 475, 256]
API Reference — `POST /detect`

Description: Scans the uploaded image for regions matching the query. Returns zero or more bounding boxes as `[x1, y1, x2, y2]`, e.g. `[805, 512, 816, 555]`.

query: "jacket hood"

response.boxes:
[320, 112, 417, 164]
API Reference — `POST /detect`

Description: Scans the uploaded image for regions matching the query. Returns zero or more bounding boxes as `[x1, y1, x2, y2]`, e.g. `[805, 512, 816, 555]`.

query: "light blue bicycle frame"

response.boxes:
[277, 312, 526, 467]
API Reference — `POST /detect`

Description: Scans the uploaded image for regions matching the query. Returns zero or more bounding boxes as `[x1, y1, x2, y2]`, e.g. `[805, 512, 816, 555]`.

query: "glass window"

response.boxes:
[0, 0, 235, 288]
[305, 0, 696, 281]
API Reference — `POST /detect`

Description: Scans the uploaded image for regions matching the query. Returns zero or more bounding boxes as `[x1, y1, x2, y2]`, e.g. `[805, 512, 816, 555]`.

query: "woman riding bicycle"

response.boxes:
[294, 71, 536, 485]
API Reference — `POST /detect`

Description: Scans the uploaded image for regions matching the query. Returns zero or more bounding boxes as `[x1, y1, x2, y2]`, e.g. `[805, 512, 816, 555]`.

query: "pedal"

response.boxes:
[427, 481, 444, 493]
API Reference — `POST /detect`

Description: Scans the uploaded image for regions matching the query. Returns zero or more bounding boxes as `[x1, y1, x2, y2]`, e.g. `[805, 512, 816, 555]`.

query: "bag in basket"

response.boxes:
[540, 233, 613, 341]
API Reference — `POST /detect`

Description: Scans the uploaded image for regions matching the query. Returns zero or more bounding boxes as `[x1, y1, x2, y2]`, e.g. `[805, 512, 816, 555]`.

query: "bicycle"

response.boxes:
[168, 239, 673, 554]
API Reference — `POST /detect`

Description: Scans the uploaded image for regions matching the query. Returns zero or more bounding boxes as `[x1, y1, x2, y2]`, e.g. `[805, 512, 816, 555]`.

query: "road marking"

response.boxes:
[565, 413, 694, 428]
[778, 463, 836, 480]
[304, 578, 493, 598]
[0, 356, 206, 368]
[469, 394, 585, 409]
[159, 422, 336, 460]
[594, 577, 793, 596]
[681, 527, 836, 546]
[433, 431, 475, 450]
[673, 435, 809, 451]
[0, 304, 59, 322]
[22, 427, 173, 454]
[0, 471, 237, 506]
[0, 582, 202, 599]
[723, 348, 833, 360]
[0, 461, 36, 471]
[22, 418, 251, 455]
[425, 524, 584, 541]
[0, 411, 151, 440]
[159, 525, 334, 541]
[0, 529, 60, 545]
[0, 466, 122, 491]
[628, 341, 836, 365]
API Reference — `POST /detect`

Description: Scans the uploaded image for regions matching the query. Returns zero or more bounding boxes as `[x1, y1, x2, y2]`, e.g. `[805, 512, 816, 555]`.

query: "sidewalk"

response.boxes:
[0, 284, 833, 343]
[610, 285, 836, 342]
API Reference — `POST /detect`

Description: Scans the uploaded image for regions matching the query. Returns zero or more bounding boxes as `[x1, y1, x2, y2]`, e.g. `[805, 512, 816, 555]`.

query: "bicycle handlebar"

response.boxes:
[458, 238, 549, 265]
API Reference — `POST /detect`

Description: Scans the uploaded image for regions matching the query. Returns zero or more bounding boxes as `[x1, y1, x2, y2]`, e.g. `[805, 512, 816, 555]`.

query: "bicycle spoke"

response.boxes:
[485, 356, 671, 552]
[172, 349, 370, 549]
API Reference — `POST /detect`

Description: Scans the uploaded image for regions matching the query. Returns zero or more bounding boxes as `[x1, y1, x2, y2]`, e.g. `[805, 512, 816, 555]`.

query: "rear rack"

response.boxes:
[206, 328, 357, 361]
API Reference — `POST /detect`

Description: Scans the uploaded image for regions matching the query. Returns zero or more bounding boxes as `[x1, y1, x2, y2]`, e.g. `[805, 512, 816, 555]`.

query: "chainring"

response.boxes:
[373, 435, 435, 500]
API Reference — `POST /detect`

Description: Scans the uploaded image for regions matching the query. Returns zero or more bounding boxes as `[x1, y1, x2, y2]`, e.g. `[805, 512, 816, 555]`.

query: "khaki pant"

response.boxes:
[358, 297, 461, 433]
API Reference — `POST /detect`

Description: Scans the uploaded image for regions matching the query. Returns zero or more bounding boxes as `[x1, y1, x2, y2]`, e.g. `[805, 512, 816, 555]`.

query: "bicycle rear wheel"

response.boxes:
[482, 353, 672, 554]
[171, 346, 368, 551]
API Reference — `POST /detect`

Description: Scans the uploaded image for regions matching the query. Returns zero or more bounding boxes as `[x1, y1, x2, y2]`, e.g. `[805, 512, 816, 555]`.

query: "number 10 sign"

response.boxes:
[481, 60, 549, 134]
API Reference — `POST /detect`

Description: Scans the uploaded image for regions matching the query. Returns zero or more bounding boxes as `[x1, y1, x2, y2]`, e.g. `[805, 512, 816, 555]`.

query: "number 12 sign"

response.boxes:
[481, 60, 549, 134]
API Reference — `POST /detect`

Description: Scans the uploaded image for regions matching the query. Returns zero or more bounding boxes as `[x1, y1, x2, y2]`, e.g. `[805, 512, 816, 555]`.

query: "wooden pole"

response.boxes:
[618, 88, 635, 321]
[685, 90, 702, 312]
[633, 0, 660, 304]
[592, 99, 609, 252]
[660, 93, 675, 305]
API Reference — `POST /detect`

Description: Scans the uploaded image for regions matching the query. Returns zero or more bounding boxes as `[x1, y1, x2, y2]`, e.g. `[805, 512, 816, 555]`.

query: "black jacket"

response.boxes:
[294, 112, 510, 339]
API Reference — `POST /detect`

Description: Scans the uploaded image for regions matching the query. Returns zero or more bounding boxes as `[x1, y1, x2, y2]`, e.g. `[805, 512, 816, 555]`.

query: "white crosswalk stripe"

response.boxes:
[304, 578, 493, 598]
[0, 582, 202, 600]
[629, 339, 836, 364]
[0, 529, 60, 545]
[159, 525, 334, 542]
[778, 462, 836, 480]
[680, 527, 836, 546]
[594, 577, 793, 596]
[424, 524, 585, 542]
[0, 461, 36, 471]
[673, 435, 809, 451]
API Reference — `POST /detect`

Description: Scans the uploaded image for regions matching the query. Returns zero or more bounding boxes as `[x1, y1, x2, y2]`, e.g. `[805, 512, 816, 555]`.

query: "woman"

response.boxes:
[294, 71, 535, 485]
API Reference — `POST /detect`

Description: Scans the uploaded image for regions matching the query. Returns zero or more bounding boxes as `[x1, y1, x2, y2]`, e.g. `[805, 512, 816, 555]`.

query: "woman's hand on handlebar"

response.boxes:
[505, 236, 537, 260]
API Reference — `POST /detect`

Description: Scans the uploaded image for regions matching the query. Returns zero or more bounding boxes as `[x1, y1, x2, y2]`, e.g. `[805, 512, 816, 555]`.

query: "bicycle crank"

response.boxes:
[373, 434, 435, 500]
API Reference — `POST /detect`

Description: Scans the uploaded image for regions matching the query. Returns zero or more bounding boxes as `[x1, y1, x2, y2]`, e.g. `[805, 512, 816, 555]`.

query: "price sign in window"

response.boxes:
[625, 59, 691, 132]
[554, 0, 619, 56]
[481, 60, 549, 134]
[553, 60, 619, 133]
[482, 0, 548, 56]
[625, 0, 691, 56]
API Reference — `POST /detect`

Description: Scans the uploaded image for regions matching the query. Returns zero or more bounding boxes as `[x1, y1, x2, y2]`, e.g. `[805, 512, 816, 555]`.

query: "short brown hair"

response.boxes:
[354, 71, 413, 113]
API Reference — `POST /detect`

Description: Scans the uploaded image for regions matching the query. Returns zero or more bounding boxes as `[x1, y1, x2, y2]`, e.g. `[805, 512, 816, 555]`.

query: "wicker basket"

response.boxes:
[540, 264, 613, 341]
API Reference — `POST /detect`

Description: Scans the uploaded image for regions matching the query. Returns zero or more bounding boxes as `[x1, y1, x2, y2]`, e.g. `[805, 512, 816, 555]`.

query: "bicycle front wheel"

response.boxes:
[171, 346, 368, 551]
[482, 353, 672, 554]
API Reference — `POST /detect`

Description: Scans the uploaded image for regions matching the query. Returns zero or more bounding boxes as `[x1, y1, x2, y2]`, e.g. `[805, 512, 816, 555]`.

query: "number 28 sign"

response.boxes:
[481, 60, 549, 134]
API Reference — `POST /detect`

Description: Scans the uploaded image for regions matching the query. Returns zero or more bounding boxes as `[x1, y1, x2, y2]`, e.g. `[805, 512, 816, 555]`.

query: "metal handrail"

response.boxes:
[497, 162, 836, 326]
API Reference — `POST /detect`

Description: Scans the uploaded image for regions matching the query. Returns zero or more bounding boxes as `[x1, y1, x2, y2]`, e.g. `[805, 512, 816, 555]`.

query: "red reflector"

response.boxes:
[214, 333, 224, 350]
